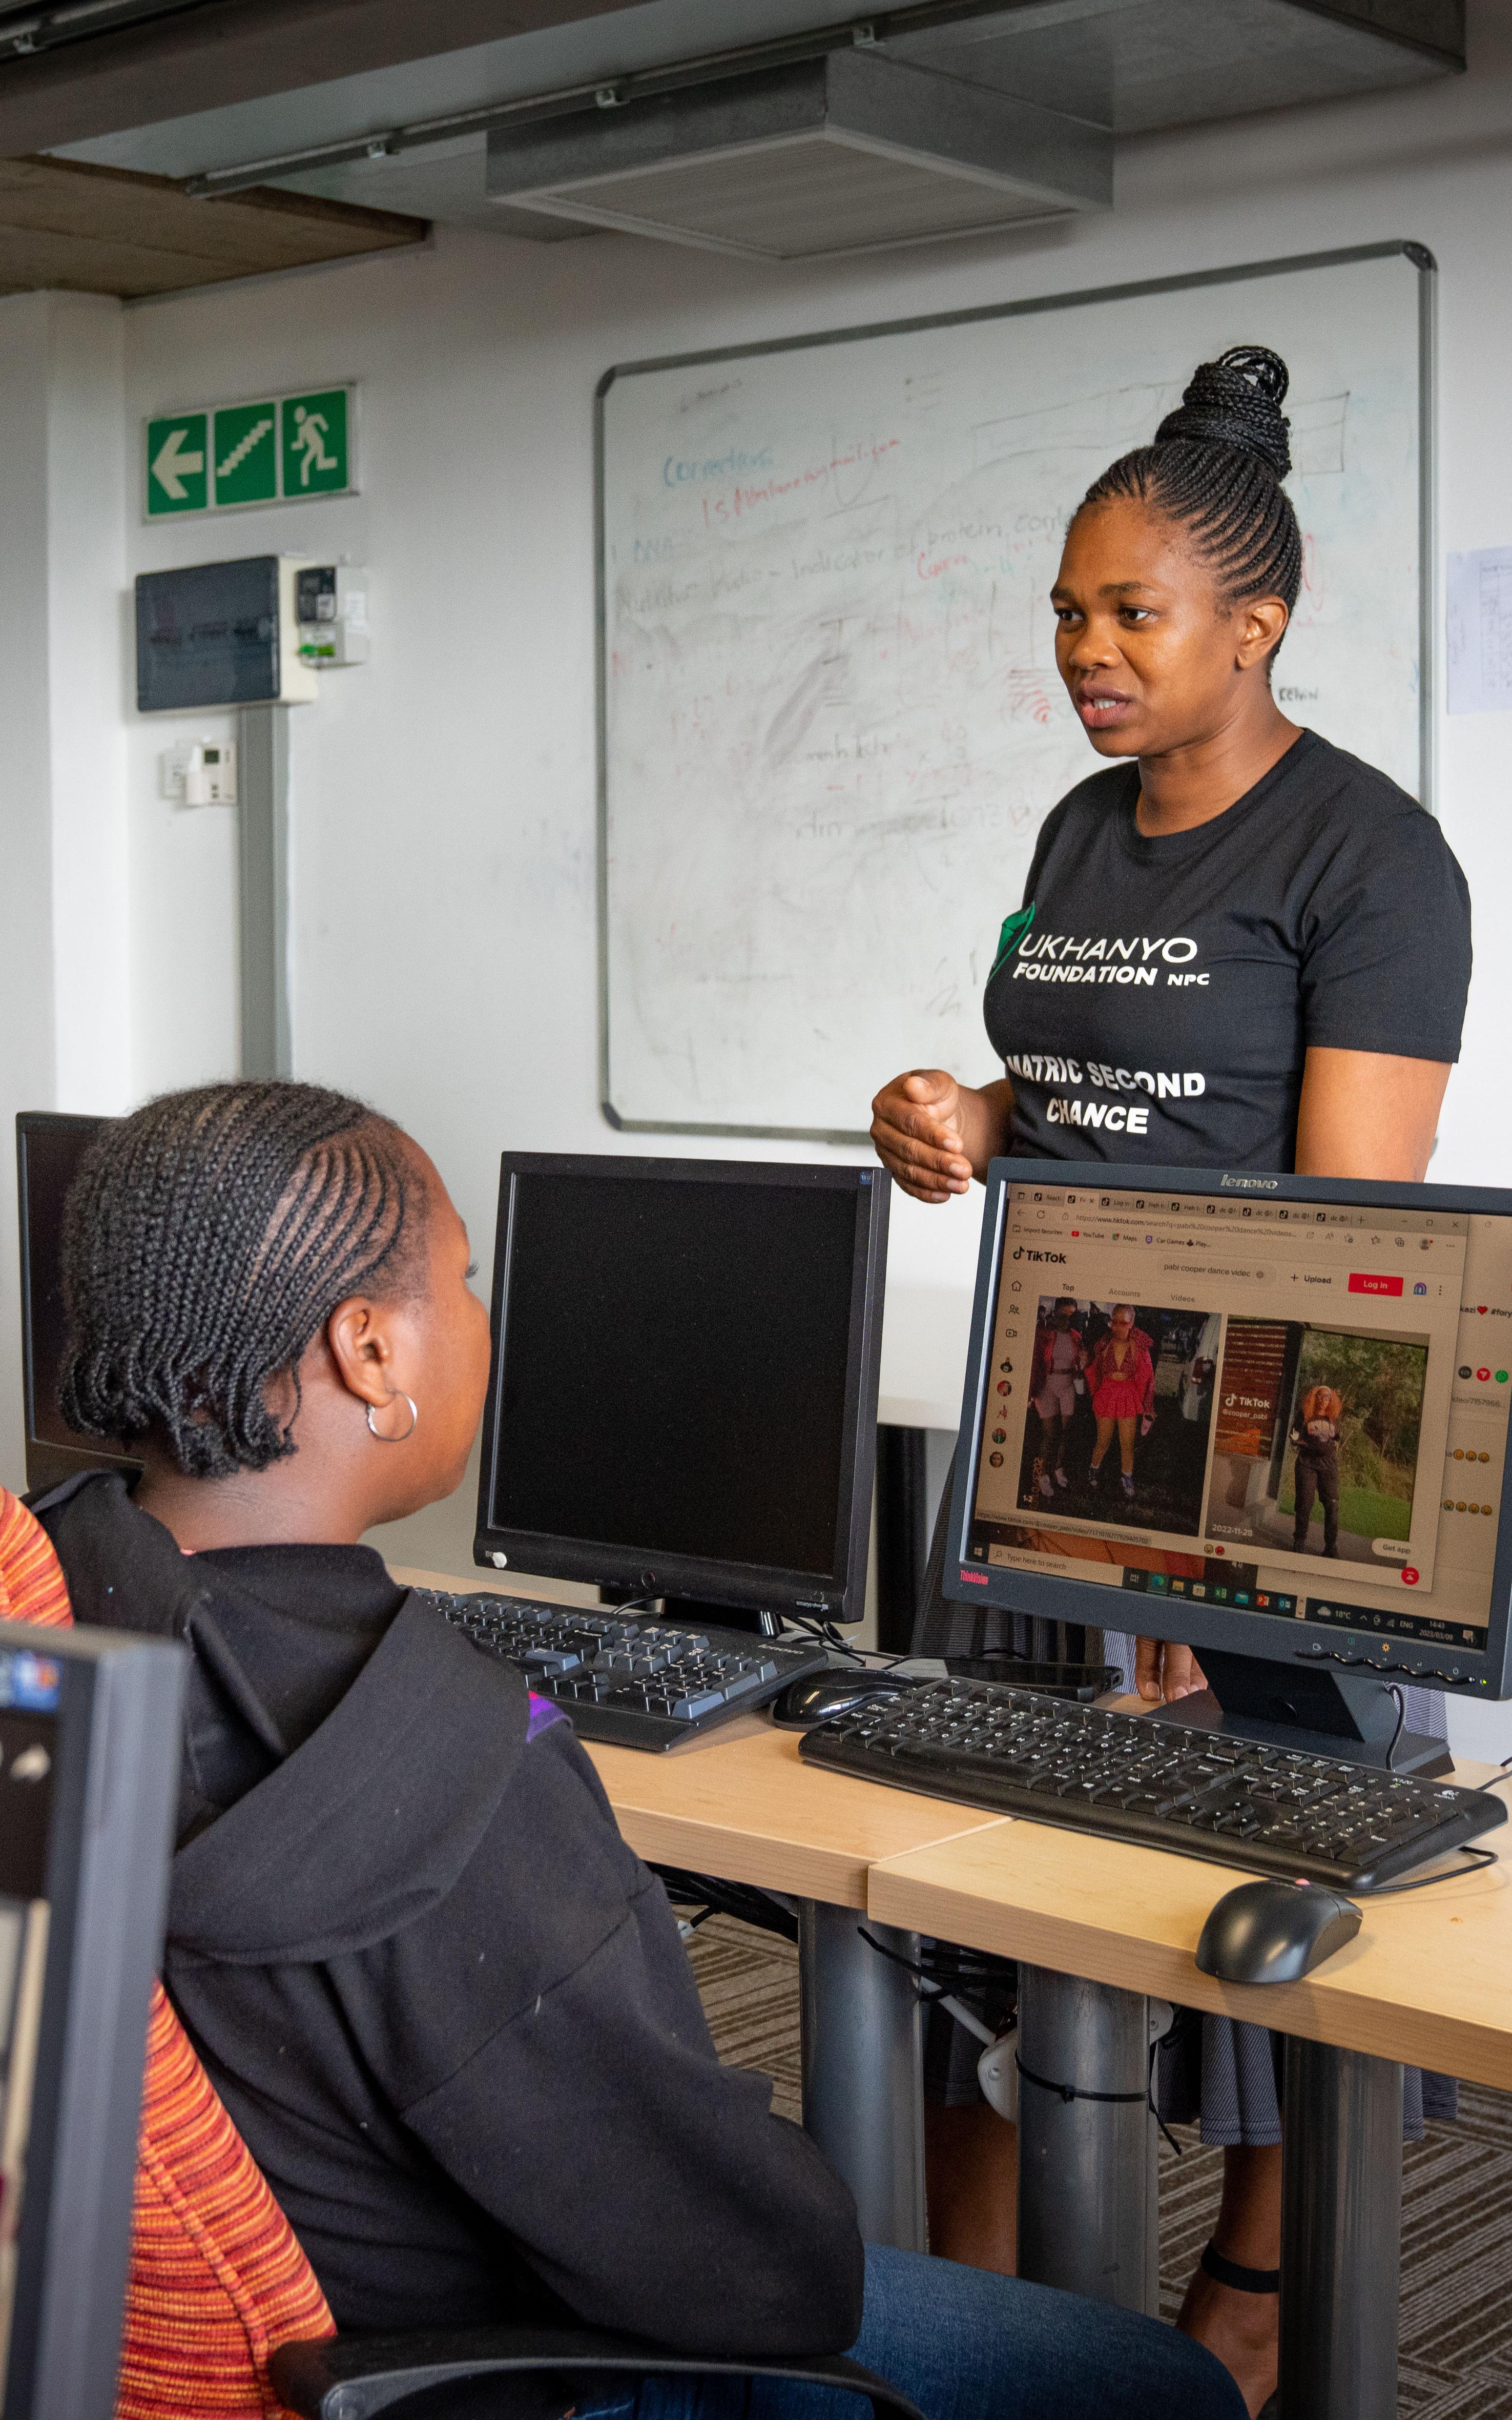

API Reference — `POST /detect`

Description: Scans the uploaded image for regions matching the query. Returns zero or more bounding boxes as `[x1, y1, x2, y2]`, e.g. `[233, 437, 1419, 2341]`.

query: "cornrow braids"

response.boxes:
[1074, 344, 1303, 651]
[58, 1080, 428, 1479]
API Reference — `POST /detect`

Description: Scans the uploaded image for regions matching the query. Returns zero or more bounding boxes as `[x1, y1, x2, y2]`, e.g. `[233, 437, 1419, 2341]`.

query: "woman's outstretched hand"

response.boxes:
[870, 1069, 974, 1203]
[1134, 1637, 1208, 1704]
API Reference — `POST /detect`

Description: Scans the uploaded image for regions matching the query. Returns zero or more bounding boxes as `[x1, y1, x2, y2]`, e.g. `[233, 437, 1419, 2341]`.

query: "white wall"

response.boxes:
[48, 295, 130, 1115]
[0, 290, 128, 1484]
[14, 1, 1512, 1744]
[0, 297, 58, 1497]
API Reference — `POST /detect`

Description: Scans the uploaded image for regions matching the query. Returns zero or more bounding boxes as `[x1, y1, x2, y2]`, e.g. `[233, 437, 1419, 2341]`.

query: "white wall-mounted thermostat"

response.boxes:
[296, 564, 369, 667]
[160, 739, 238, 806]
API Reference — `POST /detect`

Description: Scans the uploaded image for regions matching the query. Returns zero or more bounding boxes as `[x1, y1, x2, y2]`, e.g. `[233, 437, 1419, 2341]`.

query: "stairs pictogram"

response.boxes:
[216, 417, 273, 479]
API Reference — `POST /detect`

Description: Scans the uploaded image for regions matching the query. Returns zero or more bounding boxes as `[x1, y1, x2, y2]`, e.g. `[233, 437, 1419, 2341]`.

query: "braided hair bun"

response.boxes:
[58, 1080, 427, 1478]
[1153, 345, 1292, 480]
[1073, 342, 1303, 641]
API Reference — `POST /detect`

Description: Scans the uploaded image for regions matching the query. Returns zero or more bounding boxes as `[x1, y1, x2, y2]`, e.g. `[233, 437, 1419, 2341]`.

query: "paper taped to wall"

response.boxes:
[1446, 546, 1512, 715]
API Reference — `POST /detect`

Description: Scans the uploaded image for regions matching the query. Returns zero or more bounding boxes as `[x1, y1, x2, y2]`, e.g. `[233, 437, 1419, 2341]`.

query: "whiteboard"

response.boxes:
[598, 243, 1432, 1141]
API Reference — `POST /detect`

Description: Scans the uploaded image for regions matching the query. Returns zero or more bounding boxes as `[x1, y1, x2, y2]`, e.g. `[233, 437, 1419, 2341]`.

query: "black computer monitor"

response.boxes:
[0, 1618, 183, 2420]
[474, 1155, 889, 1626]
[945, 1159, 1512, 1772]
[15, 1114, 136, 1498]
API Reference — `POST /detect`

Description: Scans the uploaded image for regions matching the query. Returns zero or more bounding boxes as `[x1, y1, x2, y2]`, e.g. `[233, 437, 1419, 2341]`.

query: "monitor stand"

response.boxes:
[665, 1596, 783, 1639]
[603, 1590, 781, 1640]
[1145, 1647, 1454, 1779]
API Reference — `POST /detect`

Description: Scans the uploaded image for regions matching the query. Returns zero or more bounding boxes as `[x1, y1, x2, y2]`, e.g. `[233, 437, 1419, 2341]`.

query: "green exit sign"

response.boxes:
[146, 385, 356, 518]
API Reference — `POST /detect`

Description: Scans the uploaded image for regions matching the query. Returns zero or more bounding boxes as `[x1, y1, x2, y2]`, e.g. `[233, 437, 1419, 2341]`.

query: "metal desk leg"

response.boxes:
[1016, 1963, 1159, 2312]
[1279, 2038, 1402, 2420]
[798, 1903, 926, 2252]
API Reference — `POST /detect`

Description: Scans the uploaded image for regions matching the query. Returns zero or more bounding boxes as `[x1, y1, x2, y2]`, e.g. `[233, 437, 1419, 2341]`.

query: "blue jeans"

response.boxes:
[580, 2244, 1244, 2420]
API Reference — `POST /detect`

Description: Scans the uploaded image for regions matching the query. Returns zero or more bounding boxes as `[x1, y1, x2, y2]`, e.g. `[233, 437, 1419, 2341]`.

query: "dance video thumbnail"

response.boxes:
[1010, 1296, 1220, 1539]
[1206, 1318, 1429, 1568]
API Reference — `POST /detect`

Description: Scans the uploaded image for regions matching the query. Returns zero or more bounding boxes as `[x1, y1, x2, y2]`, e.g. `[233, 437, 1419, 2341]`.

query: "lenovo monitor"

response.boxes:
[946, 1161, 1512, 1771]
[474, 1155, 888, 1626]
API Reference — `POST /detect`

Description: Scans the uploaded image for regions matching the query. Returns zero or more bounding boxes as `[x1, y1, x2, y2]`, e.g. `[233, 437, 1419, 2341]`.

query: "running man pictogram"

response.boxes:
[279, 388, 350, 497]
[291, 404, 338, 486]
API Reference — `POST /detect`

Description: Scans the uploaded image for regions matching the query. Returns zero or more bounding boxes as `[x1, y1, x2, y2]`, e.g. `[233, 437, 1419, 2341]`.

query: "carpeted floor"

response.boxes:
[687, 1913, 1512, 2419]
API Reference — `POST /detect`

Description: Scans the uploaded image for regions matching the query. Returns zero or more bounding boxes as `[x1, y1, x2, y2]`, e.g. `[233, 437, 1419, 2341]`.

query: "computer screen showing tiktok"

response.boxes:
[958, 1177, 1512, 1678]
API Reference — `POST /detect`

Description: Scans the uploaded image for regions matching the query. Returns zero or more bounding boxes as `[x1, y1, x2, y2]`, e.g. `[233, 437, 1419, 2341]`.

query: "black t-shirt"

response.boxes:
[982, 730, 1471, 1173]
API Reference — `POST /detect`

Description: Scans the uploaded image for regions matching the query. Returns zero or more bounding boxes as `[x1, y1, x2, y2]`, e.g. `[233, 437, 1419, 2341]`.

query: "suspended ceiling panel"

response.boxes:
[33, 0, 1464, 259]
[0, 153, 425, 294]
[0, 0, 665, 152]
[892, 0, 1463, 133]
[486, 49, 1110, 258]
[10, 0, 935, 157]
[501, 133, 1071, 255]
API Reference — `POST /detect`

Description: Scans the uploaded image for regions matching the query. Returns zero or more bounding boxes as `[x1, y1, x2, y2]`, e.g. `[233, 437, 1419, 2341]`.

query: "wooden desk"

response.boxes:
[585, 1724, 1004, 1908]
[392, 1566, 1000, 1902]
[393, 1562, 1500, 2410]
[867, 1773, 1512, 2088]
[868, 1780, 1512, 2420]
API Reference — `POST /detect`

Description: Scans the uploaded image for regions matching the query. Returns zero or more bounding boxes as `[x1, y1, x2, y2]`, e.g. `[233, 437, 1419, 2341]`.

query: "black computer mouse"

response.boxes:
[771, 1668, 916, 1729]
[1195, 1878, 1362, 1985]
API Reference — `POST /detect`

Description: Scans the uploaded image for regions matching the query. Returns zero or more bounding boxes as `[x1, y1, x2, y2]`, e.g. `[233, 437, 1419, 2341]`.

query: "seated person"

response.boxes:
[35, 1080, 1242, 2420]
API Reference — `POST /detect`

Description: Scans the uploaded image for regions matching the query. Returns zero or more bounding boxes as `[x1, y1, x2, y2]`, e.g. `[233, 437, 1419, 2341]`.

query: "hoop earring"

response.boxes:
[366, 1393, 418, 1444]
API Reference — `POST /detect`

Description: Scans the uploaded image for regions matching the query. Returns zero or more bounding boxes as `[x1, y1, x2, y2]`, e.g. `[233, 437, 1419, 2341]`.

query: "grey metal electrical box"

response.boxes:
[135, 556, 317, 713]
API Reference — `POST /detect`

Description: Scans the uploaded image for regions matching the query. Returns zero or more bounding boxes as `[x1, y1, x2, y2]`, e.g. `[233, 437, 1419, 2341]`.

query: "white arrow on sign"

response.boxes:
[152, 426, 204, 501]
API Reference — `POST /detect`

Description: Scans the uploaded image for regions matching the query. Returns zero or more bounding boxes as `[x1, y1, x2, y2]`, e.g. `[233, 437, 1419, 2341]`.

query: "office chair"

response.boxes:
[0, 1489, 920, 2420]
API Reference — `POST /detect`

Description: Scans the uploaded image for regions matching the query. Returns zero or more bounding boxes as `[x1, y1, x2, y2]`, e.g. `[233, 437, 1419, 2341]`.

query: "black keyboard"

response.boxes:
[420, 1590, 826, 1750]
[798, 1676, 1507, 1892]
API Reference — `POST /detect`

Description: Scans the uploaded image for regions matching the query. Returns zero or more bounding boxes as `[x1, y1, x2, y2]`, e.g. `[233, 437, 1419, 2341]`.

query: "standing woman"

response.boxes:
[1085, 1303, 1155, 1499]
[1290, 1382, 1345, 1557]
[1028, 1295, 1084, 1497]
[872, 346, 1472, 2415]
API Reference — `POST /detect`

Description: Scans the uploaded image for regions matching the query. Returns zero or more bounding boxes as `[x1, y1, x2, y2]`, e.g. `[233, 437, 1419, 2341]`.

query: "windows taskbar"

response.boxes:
[1120, 1566, 1483, 1651]
[961, 1531, 1484, 1654]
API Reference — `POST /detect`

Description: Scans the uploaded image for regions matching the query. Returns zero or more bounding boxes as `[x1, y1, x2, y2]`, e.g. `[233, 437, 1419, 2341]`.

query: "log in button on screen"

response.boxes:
[1348, 1272, 1404, 1297]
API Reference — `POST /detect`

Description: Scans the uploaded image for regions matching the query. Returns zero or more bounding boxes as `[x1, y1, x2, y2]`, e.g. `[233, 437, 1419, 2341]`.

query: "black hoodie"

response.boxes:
[33, 1474, 863, 2351]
